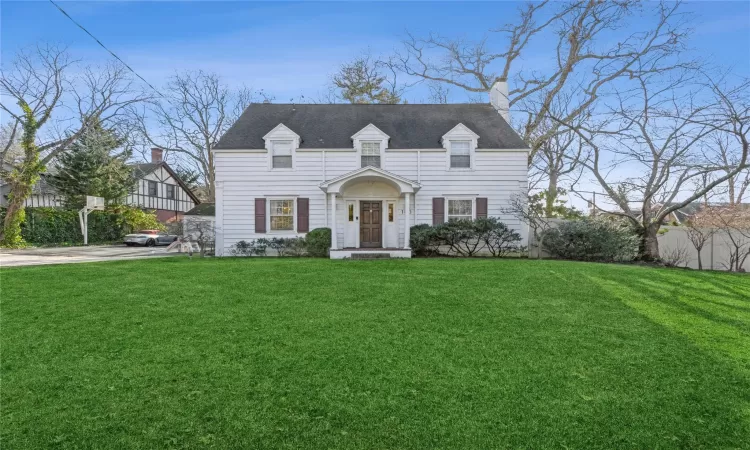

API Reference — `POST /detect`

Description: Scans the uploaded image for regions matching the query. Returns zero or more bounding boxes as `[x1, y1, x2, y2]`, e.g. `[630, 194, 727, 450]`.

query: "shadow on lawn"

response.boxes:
[584, 268, 750, 444]
[640, 278, 749, 331]
[587, 269, 749, 357]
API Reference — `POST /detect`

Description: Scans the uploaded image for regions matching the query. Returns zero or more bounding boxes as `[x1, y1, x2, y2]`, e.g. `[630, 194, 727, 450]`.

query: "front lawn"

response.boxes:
[2, 258, 748, 448]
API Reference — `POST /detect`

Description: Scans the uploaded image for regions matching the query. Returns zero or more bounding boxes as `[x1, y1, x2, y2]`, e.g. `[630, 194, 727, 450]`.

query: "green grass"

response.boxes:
[2, 258, 749, 449]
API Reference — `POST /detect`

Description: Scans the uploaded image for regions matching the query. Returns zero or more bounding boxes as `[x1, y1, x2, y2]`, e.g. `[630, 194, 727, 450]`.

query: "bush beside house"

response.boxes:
[305, 228, 332, 257]
[541, 218, 639, 262]
[230, 228, 332, 257]
[411, 218, 523, 257]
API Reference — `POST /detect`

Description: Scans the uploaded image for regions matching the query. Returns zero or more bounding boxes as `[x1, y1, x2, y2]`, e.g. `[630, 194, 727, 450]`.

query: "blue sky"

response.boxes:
[2, 1, 749, 103]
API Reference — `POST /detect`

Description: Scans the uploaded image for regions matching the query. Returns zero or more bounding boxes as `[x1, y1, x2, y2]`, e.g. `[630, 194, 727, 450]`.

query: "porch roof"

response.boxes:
[318, 166, 421, 194]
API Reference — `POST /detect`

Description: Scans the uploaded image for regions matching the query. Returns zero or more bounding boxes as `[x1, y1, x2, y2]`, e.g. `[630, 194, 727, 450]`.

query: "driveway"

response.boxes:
[0, 245, 179, 267]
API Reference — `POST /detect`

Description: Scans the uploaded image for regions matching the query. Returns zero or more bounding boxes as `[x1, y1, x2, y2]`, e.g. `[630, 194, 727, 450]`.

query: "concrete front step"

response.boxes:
[351, 253, 392, 259]
[330, 248, 412, 259]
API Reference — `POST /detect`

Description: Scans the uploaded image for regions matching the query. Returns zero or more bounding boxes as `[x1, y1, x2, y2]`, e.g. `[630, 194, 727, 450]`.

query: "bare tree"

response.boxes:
[699, 205, 750, 272]
[0, 121, 23, 166]
[528, 93, 588, 213]
[184, 218, 215, 257]
[502, 193, 552, 259]
[705, 134, 750, 204]
[397, 0, 689, 208]
[685, 211, 715, 270]
[426, 81, 450, 104]
[400, 0, 688, 145]
[0, 44, 148, 245]
[130, 71, 253, 201]
[566, 73, 749, 260]
[331, 51, 404, 104]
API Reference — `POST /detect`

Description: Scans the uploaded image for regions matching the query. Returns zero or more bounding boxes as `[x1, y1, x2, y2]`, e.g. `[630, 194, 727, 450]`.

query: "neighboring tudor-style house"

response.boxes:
[212, 80, 529, 258]
[0, 164, 62, 208]
[126, 148, 200, 222]
[1, 148, 200, 223]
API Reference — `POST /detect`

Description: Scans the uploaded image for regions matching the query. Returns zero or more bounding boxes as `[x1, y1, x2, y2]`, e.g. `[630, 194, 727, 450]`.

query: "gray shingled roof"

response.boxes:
[185, 203, 215, 216]
[129, 163, 159, 179]
[214, 103, 528, 150]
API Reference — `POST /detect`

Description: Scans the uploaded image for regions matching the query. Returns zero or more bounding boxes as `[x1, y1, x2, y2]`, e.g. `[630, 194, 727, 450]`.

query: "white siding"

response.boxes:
[215, 147, 528, 255]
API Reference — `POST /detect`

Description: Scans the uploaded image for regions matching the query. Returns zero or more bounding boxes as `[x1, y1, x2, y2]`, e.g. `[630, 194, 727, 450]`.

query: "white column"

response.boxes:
[330, 193, 338, 250]
[404, 193, 411, 249]
[215, 180, 224, 256]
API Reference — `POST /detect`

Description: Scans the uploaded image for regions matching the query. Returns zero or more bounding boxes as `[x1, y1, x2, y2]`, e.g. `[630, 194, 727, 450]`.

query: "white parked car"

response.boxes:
[123, 230, 178, 247]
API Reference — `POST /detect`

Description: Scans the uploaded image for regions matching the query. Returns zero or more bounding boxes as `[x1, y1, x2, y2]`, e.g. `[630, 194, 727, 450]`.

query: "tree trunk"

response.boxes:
[544, 173, 558, 218]
[696, 248, 703, 270]
[0, 180, 31, 247]
[207, 149, 216, 202]
[637, 223, 661, 261]
[2, 102, 41, 247]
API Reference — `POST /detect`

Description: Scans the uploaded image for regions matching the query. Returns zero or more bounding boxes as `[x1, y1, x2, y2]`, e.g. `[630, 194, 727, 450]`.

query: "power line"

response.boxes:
[48, 0, 162, 96]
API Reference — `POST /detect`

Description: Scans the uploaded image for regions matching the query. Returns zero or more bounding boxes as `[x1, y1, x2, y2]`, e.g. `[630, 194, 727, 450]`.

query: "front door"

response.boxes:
[360, 201, 382, 248]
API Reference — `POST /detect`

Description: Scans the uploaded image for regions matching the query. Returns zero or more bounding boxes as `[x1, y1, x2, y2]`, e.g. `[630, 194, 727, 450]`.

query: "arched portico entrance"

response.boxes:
[319, 167, 420, 254]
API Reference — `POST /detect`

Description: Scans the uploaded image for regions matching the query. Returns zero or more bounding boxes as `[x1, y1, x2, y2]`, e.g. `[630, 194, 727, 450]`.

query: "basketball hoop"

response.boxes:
[79, 196, 105, 245]
[86, 195, 105, 211]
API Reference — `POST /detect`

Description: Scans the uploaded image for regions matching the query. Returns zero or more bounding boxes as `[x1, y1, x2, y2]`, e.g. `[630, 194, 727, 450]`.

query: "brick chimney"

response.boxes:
[151, 147, 163, 164]
[490, 78, 509, 122]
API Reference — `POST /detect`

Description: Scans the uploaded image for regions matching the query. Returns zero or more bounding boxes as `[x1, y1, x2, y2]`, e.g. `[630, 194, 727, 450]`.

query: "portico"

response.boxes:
[319, 167, 420, 258]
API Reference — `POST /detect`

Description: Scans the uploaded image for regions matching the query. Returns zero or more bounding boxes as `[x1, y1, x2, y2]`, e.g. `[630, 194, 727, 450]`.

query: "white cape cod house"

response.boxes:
[212, 80, 529, 258]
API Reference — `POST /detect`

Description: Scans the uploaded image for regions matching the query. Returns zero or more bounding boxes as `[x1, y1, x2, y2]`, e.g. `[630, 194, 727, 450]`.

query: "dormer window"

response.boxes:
[272, 141, 293, 169]
[352, 124, 389, 169]
[442, 123, 479, 170]
[361, 141, 381, 168]
[263, 123, 300, 170]
[450, 141, 471, 168]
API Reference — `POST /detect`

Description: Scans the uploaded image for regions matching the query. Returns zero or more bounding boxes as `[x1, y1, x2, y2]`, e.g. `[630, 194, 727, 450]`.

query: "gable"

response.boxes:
[215, 103, 528, 150]
[351, 123, 390, 141]
[130, 162, 201, 204]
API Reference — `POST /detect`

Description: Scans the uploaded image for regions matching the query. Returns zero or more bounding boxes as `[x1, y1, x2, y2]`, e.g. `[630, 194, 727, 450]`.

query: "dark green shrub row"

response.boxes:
[542, 219, 639, 262]
[231, 228, 331, 257]
[0, 206, 163, 246]
[411, 218, 523, 257]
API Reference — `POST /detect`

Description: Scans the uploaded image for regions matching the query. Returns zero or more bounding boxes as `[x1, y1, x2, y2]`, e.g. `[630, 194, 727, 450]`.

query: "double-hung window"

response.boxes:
[272, 141, 293, 169]
[147, 180, 158, 197]
[270, 199, 294, 231]
[361, 141, 381, 168]
[165, 184, 175, 199]
[447, 199, 473, 221]
[450, 141, 471, 169]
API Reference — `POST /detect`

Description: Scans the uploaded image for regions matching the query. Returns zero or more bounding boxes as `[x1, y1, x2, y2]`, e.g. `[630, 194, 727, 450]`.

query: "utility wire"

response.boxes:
[48, 0, 163, 96]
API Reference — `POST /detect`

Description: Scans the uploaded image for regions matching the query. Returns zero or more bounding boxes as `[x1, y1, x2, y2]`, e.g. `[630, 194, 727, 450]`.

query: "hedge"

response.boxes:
[542, 218, 639, 262]
[0, 206, 163, 246]
[411, 218, 523, 257]
[230, 228, 331, 257]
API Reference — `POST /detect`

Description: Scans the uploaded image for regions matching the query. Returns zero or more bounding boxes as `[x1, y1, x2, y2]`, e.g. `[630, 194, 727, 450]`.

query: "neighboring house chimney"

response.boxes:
[151, 148, 163, 164]
[490, 78, 509, 122]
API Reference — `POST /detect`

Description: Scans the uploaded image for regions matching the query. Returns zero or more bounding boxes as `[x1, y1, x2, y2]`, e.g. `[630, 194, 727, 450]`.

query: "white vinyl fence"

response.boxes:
[657, 226, 749, 271]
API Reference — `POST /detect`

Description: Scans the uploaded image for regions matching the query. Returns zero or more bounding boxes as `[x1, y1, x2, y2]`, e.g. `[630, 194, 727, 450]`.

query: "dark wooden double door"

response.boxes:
[360, 201, 382, 248]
